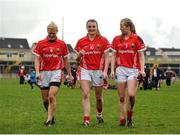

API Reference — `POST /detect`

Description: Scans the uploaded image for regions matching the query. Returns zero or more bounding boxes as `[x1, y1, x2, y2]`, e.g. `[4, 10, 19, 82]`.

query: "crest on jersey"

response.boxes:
[131, 43, 135, 48]
[97, 44, 102, 50]
[56, 48, 60, 52]
[50, 48, 53, 53]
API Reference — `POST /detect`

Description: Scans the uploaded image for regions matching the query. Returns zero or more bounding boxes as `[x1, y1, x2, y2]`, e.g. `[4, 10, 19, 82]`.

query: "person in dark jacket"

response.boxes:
[165, 66, 173, 86]
[150, 64, 161, 90]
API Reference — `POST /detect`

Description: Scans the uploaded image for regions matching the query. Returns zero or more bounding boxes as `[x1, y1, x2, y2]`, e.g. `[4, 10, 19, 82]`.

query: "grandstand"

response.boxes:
[0, 37, 180, 78]
[144, 47, 180, 75]
[0, 37, 33, 76]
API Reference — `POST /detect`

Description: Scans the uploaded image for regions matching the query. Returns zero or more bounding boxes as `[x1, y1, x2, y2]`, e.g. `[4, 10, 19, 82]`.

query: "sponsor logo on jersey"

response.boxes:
[44, 54, 58, 58]
[118, 50, 134, 54]
[85, 51, 101, 55]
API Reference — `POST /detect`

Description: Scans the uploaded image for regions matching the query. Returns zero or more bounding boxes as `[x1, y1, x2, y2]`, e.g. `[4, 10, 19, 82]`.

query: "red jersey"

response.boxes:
[75, 35, 109, 70]
[112, 33, 146, 69]
[19, 69, 25, 77]
[32, 37, 69, 71]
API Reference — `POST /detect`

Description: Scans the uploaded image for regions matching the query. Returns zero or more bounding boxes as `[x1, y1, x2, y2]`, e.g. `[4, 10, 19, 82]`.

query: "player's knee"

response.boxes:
[120, 97, 125, 103]
[83, 92, 89, 99]
[49, 96, 55, 103]
[96, 94, 102, 100]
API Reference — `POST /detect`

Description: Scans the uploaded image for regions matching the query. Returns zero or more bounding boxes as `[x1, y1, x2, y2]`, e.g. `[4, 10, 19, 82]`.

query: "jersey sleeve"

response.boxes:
[32, 42, 42, 57]
[74, 40, 81, 53]
[137, 36, 146, 52]
[111, 37, 118, 52]
[103, 38, 110, 53]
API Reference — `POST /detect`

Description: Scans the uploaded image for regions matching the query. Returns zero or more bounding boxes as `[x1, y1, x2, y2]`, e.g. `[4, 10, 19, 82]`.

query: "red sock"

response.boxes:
[84, 116, 90, 122]
[120, 118, 126, 125]
[127, 110, 133, 120]
[97, 108, 102, 113]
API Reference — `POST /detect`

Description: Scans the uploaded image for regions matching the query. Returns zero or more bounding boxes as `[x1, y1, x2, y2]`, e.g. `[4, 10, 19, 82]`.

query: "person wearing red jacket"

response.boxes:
[19, 66, 25, 84]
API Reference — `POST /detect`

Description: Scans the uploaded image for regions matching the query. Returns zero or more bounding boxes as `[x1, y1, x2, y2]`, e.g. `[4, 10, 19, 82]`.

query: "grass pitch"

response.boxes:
[0, 78, 180, 134]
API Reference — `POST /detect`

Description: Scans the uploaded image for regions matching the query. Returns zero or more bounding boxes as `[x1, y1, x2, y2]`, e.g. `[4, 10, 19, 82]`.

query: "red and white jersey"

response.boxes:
[112, 33, 146, 69]
[75, 35, 110, 70]
[32, 37, 69, 71]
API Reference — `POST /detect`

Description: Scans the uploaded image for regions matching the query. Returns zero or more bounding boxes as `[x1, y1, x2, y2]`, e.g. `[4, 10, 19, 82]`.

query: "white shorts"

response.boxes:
[116, 66, 139, 83]
[40, 70, 62, 88]
[80, 68, 103, 86]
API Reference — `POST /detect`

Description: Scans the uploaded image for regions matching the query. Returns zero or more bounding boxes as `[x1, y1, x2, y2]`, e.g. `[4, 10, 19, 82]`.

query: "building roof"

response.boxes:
[145, 47, 156, 52]
[0, 37, 29, 49]
[144, 47, 156, 56]
[159, 48, 180, 51]
[159, 48, 180, 57]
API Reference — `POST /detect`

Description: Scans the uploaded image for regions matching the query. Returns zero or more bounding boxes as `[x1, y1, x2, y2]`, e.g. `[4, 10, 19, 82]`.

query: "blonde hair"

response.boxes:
[47, 21, 58, 32]
[120, 18, 136, 43]
[86, 19, 102, 39]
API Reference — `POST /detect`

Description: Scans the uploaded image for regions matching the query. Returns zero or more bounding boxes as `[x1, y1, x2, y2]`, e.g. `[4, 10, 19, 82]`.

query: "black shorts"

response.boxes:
[41, 82, 61, 90]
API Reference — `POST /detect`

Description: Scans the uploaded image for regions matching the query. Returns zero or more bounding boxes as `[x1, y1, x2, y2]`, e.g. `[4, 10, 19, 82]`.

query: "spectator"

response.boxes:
[165, 66, 173, 86]
[150, 64, 161, 90]
[18, 66, 25, 84]
[29, 69, 37, 89]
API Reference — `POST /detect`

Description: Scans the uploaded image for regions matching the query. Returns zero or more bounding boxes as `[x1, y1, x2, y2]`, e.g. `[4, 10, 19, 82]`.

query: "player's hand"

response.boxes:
[79, 50, 85, 56]
[36, 73, 42, 86]
[66, 74, 74, 86]
[66, 74, 74, 82]
[76, 50, 85, 62]
[103, 71, 107, 79]
[139, 70, 146, 77]
[36, 73, 42, 81]
[110, 71, 115, 79]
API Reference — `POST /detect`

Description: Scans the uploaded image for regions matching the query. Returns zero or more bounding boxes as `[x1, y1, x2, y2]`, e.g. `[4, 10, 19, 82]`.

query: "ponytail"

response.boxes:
[119, 18, 136, 43]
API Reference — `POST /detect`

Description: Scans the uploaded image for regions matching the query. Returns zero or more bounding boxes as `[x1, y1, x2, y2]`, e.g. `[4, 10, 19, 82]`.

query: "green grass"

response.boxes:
[0, 78, 180, 134]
